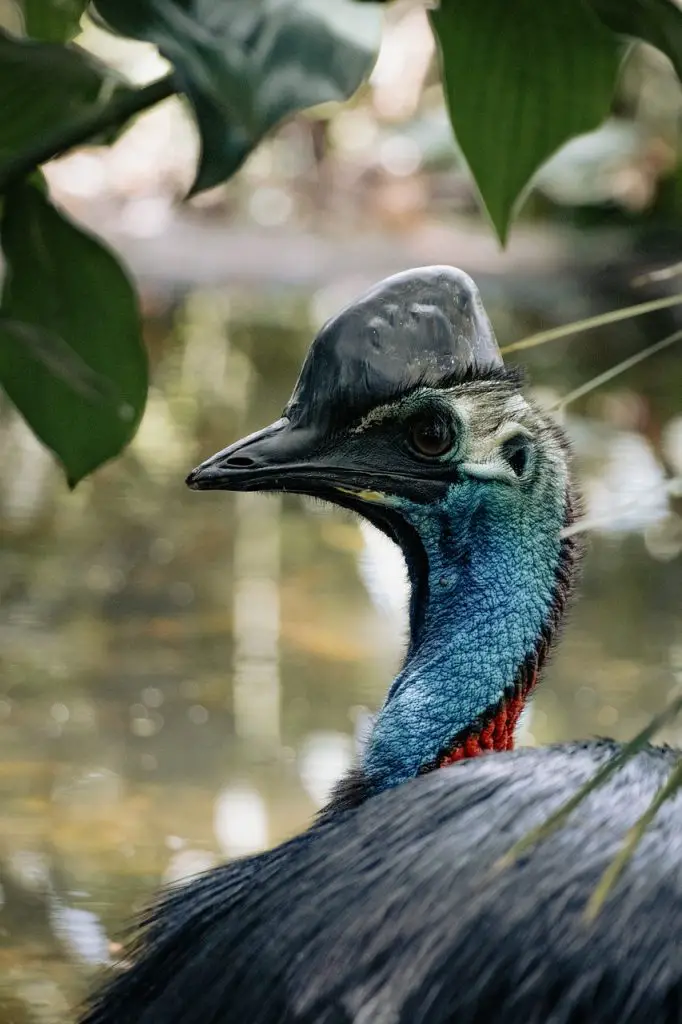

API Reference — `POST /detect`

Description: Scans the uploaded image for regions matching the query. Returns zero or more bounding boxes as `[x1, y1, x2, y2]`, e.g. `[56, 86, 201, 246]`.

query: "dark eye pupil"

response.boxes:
[409, 418, 452, 457]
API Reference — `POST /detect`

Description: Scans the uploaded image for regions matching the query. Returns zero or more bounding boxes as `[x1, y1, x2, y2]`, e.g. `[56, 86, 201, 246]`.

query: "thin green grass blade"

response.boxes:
[497, 690, 682, 870]
[501, 293, 682, 354]
[555, 328, 682, 411]
[584, 756, 682, 921]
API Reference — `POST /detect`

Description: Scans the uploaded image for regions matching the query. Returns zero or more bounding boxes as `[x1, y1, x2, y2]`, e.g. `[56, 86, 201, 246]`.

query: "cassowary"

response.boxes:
[81, 267, 682, 1024]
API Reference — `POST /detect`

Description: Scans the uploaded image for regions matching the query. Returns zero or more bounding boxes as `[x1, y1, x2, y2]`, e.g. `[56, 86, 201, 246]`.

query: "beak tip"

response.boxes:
[185, 467, 202, 490]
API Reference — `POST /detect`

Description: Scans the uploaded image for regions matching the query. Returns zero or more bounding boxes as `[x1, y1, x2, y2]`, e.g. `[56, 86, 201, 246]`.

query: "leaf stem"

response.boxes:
[0, 72, 177, 194]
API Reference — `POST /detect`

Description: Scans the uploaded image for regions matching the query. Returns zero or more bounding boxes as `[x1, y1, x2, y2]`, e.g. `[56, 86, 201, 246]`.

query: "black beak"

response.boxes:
[186, 415, 447, 509]
[186, 414, 439, 591]
[187, 416, 405, 503]
[186, 418, 323, 493]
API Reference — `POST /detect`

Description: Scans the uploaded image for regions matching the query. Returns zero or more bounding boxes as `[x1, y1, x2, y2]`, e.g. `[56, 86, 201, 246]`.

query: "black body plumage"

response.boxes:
[81, 266, 682, 1024]
[83, 742, 682, 1024]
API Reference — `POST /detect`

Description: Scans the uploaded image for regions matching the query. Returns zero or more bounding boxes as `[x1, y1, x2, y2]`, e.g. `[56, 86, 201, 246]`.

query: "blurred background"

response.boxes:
[1, 4, 682, 1020]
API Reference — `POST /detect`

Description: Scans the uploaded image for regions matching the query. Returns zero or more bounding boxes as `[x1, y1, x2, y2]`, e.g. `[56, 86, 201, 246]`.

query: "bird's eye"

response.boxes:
[407, 416, 454, 458]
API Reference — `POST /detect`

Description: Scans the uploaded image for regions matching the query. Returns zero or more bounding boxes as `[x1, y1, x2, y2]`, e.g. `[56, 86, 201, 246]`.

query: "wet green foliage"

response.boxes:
[20, 0, 89, 43]
[0, 29, 116, 168]
[93, 0, 383, 194]
[1, 0, 682, 478]
[0, 183, 147, 485]
[431, 0, 621, 243]
[0, 0, 382, 479]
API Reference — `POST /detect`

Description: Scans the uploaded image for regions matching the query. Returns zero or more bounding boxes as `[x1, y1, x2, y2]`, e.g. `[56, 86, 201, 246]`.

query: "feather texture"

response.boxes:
[81, 742, 682, 1024]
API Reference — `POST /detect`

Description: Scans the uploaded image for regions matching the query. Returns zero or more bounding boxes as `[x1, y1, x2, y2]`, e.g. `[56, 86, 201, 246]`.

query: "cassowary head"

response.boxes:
[188, 267, 581, 792]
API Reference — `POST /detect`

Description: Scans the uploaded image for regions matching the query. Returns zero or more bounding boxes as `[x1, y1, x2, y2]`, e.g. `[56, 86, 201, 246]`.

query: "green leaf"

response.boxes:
[430, 0, 622, 244]
[20, 0, 88, 42]
[588, 0, 682, 82]
[0, 29, 114, 172]
[0, 183, 148, 485]
[93, 0, 382, 194]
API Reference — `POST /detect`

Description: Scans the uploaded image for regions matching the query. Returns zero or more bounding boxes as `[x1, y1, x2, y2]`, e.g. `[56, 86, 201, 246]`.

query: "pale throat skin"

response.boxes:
[356, 380, 571, 795]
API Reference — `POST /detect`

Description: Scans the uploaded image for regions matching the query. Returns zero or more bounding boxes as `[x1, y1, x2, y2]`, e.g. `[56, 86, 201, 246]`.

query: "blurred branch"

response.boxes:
[0, 72, 176, 193]
[633, 261, 682, 286]
[561, 478, 681, 539]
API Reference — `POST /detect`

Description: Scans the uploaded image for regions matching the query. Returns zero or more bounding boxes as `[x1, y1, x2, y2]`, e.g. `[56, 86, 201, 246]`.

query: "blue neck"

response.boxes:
[362, 479, 566, 793]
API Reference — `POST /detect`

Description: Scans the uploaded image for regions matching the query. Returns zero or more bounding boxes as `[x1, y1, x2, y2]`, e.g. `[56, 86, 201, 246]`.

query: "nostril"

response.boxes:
[225, 454, 256, 469]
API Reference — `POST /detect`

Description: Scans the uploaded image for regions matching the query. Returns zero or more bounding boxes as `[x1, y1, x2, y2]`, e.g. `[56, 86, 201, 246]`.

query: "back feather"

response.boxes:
[81, 741, 682, 1024]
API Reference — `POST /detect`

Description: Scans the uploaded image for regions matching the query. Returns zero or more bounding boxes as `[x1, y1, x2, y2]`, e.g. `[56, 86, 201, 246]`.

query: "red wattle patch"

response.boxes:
[436, 669, 537, 768]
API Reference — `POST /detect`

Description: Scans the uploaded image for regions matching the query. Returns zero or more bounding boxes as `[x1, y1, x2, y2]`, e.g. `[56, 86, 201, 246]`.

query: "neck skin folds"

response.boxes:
[361, 479, 572, 795]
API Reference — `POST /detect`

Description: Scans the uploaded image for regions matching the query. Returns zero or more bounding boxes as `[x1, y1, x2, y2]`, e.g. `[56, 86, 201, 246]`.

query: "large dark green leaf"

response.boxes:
[21, 0, 88, 42]
[589, 0, 682, 82]
[430, 0, 622, 243]
[93, 0, 382, 193]
[0, 183, 148, 485]
[0, 29, 115, 173]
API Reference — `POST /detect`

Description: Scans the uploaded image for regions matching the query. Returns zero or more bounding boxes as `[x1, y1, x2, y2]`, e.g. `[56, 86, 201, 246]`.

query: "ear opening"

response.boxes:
[501, 434, 531, 478]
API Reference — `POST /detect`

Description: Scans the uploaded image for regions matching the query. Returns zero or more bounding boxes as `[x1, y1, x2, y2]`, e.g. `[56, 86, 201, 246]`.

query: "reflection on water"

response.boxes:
[0, 282, 680, 1021]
